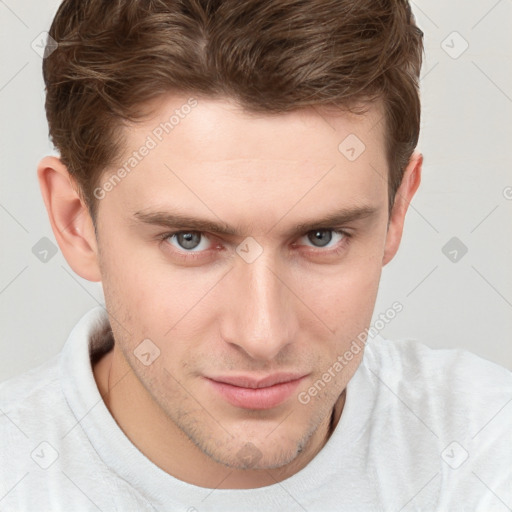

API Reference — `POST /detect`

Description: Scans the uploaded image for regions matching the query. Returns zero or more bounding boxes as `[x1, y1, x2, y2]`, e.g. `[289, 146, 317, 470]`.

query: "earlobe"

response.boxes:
[382, 151, 423, 266]
[37, 156, 102, 282]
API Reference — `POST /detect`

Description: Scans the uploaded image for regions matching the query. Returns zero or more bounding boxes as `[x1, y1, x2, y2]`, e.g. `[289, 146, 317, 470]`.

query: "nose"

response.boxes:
[221, 250, 297, 362]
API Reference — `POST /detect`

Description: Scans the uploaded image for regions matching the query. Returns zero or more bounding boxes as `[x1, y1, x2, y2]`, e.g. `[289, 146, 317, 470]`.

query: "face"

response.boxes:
[87, 94, 399, 471]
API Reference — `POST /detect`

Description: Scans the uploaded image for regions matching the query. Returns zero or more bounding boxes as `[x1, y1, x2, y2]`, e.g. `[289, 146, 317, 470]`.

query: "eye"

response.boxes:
[157, 227, 351, 263]
[165, 231, 212, 252]
[299, 229, 347, 249]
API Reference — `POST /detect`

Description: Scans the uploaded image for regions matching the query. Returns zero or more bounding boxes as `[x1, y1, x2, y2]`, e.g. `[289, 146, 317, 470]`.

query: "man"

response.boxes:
[1, 0, 510, 510]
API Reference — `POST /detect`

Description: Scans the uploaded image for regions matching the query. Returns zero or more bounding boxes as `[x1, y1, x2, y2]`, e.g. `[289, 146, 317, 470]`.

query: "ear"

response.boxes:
[37, 155, 102, 282]
[382, 151, 423, 266]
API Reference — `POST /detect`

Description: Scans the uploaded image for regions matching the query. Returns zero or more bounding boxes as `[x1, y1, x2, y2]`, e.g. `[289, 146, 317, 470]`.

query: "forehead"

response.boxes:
[99, 94, 389, 233]
[127, 93, 387, 165]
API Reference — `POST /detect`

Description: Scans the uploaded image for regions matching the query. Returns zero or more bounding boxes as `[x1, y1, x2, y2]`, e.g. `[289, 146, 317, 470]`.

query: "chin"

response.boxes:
[204, 427, 313, 471]
[220, 447, 298, 471]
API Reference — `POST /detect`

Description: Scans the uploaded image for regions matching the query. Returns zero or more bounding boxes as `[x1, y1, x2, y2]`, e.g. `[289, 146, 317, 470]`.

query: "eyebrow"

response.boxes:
[132, 205, 378, 238]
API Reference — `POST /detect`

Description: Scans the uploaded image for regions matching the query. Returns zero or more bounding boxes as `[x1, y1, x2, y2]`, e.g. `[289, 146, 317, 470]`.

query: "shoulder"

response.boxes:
[0, 356, 67, 455]
[358, 336, 512, 508]
[361, 335, 512, 439]
[0, 344, 119, 510]
[361, 334, 512, 450]
[0, 355, 61, 412]
[0, 358, 63, 488]
[0, 353, 83, 466]
[364, 335, 512, 394]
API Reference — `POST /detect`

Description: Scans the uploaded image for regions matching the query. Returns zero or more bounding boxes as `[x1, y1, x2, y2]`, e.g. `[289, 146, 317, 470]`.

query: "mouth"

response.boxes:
[204, 373, 308, 410]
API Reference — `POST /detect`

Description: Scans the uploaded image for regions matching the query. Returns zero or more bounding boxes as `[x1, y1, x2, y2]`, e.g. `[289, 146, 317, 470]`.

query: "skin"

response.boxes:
[37, 93, 422, 489]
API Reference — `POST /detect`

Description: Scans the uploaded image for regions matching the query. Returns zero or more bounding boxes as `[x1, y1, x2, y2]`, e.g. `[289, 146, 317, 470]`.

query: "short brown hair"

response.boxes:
[43, 0, 424, 224]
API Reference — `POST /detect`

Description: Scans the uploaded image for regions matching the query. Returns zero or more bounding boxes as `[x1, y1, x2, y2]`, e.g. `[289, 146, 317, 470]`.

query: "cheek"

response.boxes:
[295, 252, 382, 338]
[99, 231, 177, 311]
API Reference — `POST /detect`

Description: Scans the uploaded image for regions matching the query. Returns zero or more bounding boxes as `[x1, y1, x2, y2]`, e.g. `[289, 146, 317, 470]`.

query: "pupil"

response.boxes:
[178, 232, 200, 250]
[309, 229, 332, 247]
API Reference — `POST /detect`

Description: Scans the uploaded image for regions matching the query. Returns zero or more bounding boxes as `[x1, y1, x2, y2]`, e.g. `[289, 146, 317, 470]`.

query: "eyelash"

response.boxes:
[156, 229, 352, 262]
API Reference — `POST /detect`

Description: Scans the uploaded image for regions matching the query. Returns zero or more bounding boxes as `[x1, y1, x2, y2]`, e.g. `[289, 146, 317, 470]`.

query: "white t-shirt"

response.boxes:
[1, 306, 511, 511]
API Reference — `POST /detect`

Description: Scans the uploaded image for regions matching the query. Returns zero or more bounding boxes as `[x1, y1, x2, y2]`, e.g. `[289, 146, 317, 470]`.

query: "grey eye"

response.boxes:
[307, 229, 333, 248]
[175, 232, 202, 250]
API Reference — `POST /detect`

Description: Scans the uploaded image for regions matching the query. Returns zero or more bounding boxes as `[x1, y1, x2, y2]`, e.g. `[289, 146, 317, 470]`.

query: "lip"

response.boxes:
[205, 373, 308, 410]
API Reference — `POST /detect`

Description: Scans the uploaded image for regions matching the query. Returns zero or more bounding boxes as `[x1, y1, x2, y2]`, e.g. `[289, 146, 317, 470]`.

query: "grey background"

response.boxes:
[1, 0, 511, 381]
